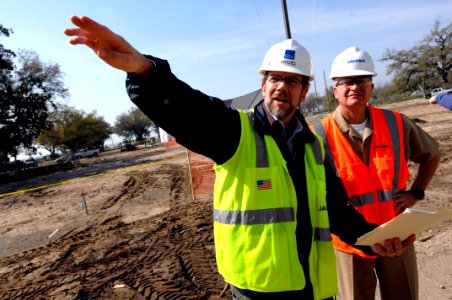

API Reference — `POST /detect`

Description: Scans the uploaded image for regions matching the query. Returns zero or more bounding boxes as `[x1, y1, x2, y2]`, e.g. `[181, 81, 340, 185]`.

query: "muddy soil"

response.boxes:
[0, 98, 450, 299]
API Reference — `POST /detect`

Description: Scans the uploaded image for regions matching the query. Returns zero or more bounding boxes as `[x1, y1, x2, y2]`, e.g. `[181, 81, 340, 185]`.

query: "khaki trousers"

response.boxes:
[335, 245, 418, 300]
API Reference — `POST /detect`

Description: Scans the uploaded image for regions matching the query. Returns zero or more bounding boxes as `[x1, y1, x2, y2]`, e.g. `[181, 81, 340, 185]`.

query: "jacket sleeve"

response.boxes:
[325, 161, 377, 254]
[126, 55, 241, 165]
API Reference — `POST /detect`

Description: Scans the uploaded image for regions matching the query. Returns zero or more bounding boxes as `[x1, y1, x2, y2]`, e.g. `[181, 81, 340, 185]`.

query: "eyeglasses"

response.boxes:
[335, 77, 372, 87]
[266, 75, 302, 87]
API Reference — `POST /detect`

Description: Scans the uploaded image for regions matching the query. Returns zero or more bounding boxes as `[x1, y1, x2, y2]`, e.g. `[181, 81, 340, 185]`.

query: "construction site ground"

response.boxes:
[0, 98, 450, 299]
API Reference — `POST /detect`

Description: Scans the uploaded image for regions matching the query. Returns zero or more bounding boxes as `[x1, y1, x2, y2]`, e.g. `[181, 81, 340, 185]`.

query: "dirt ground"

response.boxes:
[0, 98, 450, 299]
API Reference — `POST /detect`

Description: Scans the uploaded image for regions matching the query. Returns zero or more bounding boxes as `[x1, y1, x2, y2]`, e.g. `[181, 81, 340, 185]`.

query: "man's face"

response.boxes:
[261, 71, 308, 124]
[333, 76, 374, 110]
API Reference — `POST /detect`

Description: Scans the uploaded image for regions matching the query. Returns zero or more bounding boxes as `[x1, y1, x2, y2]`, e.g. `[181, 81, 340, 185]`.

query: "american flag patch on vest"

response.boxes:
[257, 179, 272, 190]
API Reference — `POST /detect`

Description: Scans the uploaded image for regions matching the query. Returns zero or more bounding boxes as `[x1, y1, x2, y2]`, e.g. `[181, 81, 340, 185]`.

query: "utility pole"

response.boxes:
[281, 0, 292, 39]
[323, 70, 330, 112]
[313, 79, 319, 113]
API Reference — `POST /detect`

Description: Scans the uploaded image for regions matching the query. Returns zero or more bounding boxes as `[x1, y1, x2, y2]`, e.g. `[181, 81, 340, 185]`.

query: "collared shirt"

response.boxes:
[332, 108, 373, 165]
[261, 103, 304, 159]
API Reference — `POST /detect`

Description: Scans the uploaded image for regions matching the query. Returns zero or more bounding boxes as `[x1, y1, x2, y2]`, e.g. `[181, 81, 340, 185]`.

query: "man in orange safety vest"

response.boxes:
[315, 47, 441, 300]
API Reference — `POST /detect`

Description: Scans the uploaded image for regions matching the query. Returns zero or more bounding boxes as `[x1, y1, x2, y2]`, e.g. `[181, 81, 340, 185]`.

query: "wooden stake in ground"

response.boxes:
[81, 191, 89, 215]
[185, 148, 195, 201]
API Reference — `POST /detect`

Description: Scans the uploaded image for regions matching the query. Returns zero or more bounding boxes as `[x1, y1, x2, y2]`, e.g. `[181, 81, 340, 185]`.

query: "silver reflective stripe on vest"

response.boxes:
[314, 227, 332, 241]
[349, 192, 374, 206]
[350, 189, 400, 206]
[316, 110, 404, 206]
[214, 208, 295, 224]
[311, 138, 324, 165]
[247, 111, 269, 168]
[377, 189, 394, 201]
[382, 109, 403, 197]
[314, 122, 340, 177]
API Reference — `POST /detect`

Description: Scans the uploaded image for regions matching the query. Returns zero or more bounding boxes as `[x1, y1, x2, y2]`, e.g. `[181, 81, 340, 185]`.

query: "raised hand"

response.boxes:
[64, 16, 152, 74]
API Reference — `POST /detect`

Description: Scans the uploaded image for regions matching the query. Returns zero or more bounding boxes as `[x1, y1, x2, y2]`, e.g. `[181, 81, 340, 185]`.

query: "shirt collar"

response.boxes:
[253, 100, 315, 143]
[333, 107, 373, 139]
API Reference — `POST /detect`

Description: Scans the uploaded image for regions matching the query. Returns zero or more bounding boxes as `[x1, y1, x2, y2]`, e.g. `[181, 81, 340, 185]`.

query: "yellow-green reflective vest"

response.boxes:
[213, 109, 337, 299]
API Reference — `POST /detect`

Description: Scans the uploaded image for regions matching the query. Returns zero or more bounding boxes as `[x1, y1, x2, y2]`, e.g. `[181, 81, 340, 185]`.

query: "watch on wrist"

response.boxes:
[410, 187, 425, 200]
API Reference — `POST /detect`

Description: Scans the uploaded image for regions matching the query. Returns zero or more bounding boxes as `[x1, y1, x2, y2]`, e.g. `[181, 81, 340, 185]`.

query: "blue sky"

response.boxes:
[1, 0, 451, 126]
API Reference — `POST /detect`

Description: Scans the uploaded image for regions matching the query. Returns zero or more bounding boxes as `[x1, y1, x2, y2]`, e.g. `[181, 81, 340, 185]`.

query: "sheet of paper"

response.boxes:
[356, 208, 452, 246]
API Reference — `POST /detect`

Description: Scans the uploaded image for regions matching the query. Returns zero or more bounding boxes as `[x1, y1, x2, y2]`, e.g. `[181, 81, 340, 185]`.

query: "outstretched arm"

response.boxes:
[65, 16, 241, 163]
[64, 15, 152, 74]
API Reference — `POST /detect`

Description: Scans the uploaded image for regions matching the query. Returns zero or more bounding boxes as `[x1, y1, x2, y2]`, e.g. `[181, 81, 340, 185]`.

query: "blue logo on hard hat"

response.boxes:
[284, 50, 295, 60]
[347, 59, 366, 63]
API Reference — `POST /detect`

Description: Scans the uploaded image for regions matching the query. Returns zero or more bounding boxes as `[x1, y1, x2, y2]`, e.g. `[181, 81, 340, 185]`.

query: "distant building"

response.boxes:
[159, 128, 175, 143]
[227, 89, 262, 110]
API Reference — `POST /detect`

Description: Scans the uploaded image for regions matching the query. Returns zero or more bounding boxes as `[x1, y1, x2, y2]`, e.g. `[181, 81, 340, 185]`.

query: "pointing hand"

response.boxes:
[64, 15, 152, 74]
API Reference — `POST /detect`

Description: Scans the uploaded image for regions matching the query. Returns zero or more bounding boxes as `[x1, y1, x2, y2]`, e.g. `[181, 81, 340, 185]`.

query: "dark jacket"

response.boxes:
[126, 55, 377, 297]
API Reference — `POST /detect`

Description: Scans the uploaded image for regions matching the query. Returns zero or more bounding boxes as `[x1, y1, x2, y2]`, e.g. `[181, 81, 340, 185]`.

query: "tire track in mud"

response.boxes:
[0, 204, 226, 299]
[0, 161, 228, 299]
[99, 163, 185, 211]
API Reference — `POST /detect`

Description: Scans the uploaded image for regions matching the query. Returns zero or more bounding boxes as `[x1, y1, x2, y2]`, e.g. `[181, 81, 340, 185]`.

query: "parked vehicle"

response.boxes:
[55, 154, 80, 164]
[75, 148, 100, 158]
[432, 87, 452, 96]
[0, 160, 25, 173]
[23, 158, 38, 168]
[120, 142, 137, 152]
[425, 87, 452, 99]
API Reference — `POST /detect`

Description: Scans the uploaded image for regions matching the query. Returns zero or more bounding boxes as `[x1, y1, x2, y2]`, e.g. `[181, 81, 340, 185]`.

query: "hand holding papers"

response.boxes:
[356, 208, 452, 246]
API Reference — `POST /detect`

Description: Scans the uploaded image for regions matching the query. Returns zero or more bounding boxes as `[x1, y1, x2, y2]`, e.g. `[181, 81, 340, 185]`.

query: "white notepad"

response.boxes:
[356, 208, 452, 246]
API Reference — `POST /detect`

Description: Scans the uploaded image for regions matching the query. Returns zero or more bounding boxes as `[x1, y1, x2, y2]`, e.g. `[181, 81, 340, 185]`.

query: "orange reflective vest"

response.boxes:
[317, 106, 410, 258]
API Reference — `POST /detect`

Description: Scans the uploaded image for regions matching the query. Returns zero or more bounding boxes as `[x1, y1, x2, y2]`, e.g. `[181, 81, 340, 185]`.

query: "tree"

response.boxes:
[36, 104, 71, 155]
[0, 25, 16, 162]
[372, 83, 394, 104]
[37, 105, 111, 153]
[0, 24, 68, 162]
[36, 124, 62, 157]
[114, 107, 157, 141]
[380, 21, 452, 96]
[302, 93, 321, 113]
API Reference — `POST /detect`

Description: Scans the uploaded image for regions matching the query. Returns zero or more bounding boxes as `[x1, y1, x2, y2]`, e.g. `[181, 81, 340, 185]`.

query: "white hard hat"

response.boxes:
[259, 39, 314, 81]
[329, 46, 377, 80]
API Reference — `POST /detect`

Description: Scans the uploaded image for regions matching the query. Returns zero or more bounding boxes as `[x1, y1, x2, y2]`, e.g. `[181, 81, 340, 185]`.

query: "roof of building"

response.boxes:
[227, 89, 262, 110]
